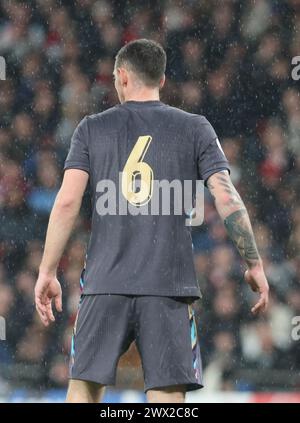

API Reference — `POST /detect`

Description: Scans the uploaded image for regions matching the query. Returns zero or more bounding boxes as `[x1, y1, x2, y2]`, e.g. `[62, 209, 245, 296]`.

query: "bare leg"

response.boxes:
[146, 385, 186, 403]
[66, 379, 106, 403]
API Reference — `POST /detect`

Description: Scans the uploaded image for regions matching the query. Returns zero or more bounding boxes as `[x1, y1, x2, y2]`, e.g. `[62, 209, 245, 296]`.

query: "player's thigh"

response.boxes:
[66, 379, 106, 403]
[146, 385, 186, 403]
[70, 294, 135, 387]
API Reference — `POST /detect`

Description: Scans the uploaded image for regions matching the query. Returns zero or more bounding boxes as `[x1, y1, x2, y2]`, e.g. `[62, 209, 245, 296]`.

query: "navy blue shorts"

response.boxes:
[70, 294, 203, 393]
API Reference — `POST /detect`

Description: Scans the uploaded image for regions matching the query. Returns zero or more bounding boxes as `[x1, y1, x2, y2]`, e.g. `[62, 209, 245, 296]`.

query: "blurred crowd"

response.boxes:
[0, 0, 300, 393]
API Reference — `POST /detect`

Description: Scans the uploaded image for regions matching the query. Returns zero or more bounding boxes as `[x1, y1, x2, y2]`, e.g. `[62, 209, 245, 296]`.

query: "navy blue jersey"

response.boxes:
[64, 100, 230, 297]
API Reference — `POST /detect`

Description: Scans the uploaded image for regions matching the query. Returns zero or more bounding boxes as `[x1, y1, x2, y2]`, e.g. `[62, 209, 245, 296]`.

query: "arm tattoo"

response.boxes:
[207, 171, 242, 206]
[206, 179, 215, 196]
[207, 171, 260, 265]
[224, 209, 260, 263]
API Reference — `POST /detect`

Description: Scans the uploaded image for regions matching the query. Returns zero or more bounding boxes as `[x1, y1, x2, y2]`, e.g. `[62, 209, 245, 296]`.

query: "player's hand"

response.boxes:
[244, 264, 269, 314]
[35, 272, 62, 326]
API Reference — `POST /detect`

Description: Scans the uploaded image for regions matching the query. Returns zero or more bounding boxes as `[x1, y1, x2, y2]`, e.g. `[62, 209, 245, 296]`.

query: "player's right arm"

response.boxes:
[35, 117, 90, 326]
[206, 170, 269, 314]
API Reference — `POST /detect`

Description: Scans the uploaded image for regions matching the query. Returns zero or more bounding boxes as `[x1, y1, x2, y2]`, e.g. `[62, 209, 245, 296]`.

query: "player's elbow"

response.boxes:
[215, 192, 243, 215]
[54, 193, 80, 213]
[214, 192, 233, 207]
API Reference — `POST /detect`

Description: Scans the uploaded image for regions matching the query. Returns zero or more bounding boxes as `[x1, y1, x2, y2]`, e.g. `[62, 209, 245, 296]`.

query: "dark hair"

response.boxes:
[115, 39, 166, 87]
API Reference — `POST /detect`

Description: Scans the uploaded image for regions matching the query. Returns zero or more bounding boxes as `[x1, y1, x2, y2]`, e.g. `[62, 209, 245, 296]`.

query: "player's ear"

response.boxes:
[119, 67, 128, 87]
[159, 74, 166, 89]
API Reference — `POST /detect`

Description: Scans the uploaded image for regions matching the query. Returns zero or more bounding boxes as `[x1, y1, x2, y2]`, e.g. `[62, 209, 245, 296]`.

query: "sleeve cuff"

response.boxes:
[64, 162, 90, 174]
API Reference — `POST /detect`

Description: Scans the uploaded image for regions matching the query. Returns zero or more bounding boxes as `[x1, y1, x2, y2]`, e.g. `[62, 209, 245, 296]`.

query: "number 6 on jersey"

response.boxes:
[122, 135, 154, 207]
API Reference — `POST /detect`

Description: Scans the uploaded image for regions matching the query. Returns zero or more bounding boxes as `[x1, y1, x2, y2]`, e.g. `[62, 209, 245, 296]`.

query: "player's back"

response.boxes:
[64, 100, 229, 297]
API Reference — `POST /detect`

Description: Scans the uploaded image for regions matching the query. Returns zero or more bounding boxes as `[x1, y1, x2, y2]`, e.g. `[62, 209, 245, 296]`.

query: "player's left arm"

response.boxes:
[35, 169, 89, 326]
[207, 169, 269, 314]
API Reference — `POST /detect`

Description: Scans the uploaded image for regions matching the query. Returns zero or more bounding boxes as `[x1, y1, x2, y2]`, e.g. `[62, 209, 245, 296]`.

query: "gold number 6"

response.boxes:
[121, 135, 154, 206]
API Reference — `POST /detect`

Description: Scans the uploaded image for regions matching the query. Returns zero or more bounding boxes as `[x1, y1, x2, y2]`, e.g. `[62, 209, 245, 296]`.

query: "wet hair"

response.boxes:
[115, 39, 166, 87]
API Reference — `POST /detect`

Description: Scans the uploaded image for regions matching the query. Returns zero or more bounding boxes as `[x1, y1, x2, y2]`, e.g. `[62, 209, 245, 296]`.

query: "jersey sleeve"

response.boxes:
[194, 116, 230, 184]
[64, 116, 90, 173]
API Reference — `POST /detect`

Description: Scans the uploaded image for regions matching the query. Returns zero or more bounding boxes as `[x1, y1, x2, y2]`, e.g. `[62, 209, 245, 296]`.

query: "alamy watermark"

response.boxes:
[95, 173, 205, 226]
[291, 316, 300, 341]
[0, 56, 6, 80]
[0, 316, 6, 341]
[291, 56, 300, 80]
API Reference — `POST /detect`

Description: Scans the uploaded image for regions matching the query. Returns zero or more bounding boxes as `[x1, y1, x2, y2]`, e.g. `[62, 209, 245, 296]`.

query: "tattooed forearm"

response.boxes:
[224, 209, 260, 265]
[207, 171, 260, 267]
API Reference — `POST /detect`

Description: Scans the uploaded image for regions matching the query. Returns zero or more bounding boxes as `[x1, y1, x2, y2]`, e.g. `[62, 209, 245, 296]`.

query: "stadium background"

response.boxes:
[0, 0, 300, 403]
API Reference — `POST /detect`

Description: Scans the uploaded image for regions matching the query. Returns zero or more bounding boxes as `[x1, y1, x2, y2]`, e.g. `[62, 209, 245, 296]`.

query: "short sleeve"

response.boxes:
[64, 116, 90, 173]
[194, 116, 230, 184]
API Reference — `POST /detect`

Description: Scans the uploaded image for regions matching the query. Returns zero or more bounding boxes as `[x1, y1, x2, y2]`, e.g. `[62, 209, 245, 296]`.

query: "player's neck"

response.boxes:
[124, 89, 160, 102]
